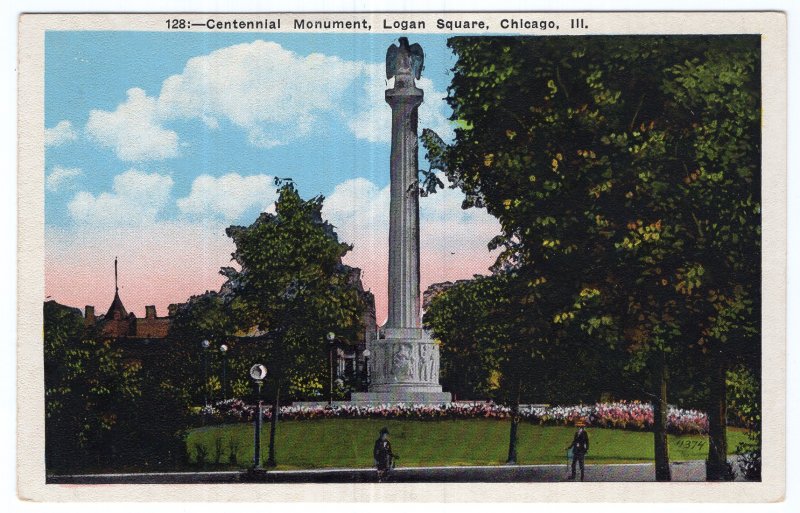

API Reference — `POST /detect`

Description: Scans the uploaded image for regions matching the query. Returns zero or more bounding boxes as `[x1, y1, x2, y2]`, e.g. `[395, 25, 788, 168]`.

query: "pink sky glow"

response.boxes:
[46, 173, 502, 323]
[45, 219, 498, 324]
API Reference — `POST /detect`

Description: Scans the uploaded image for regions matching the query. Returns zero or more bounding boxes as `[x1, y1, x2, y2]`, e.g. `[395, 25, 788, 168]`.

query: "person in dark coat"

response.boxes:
[566, 421, 590, 481]
[373, 426, 397, 482]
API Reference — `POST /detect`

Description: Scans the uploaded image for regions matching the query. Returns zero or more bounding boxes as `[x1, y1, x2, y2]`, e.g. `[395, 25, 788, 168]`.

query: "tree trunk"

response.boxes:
[266, 378, 281, 468]
[653, 351, 671, 481]
[506, 379, 521, 464]
[706, 351, 731, 480]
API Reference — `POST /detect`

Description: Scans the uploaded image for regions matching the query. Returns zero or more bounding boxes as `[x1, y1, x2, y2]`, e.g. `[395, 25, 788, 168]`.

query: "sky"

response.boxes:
[44, 31, 500, 323]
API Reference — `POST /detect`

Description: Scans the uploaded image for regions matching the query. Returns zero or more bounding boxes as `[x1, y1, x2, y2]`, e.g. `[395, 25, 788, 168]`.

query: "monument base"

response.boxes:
[351, 327, 451, 405]
[350, 390, 452, 405]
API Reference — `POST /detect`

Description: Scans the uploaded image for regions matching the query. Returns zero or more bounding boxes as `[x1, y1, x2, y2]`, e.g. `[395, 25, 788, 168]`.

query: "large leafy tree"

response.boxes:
[424, 36, 651, 469]
[425, 35, 760, 480]
[220, 179, 365, 466]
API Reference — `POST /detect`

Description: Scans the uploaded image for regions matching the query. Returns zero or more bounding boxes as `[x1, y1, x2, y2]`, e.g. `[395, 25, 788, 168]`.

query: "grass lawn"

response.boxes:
[185, 419, 748, 470]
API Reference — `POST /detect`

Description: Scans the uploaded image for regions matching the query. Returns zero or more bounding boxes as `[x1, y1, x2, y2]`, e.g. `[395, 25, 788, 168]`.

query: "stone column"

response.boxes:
[350, 38, 450, 405]
[386, 74, 423, 329]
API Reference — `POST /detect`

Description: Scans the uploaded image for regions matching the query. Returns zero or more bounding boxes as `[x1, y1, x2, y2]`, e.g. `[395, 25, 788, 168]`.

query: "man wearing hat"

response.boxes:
[373, 426, 398, 482]
[566, 420, 590, 481]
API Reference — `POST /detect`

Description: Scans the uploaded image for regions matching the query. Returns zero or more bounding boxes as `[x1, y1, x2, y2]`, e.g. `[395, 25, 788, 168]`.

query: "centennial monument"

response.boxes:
[351, 38, 451, 404]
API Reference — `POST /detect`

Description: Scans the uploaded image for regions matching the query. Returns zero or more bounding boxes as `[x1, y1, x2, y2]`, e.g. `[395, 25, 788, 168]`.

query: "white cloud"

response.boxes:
[157, 40, 364, 148]
[325, 173, 498, 260]
[324, 177, 390, 253]
[324, 173, 500, 322]
[348, 64, 454, 144]
[81, 41, 453, 159]
[45, 120, 78, 147]
[46, 166, 83, 192]
[86, 88, 179, 161]
[177, 173, 278, 221]
[67, 169, 174, 226]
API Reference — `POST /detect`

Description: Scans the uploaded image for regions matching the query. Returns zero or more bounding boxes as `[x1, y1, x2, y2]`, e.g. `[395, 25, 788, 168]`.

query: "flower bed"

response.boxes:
[199, 399, 709, 435]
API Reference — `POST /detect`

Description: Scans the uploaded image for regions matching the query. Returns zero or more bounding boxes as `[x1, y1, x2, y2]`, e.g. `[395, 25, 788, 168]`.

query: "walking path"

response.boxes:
[48, 459, 745, 484]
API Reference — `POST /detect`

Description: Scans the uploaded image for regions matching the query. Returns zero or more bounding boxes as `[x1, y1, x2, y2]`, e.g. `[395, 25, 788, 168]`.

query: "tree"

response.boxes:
[220, 179, 365, 467]
[423, 36, 654, 468]
[660, 42, 761, 480]
[423, 35, 760, 480]
[44, 301, 143, 471]
[424, 271, 588, 464]
[423, 276, 507, 401]
[44, 300, 86, 471]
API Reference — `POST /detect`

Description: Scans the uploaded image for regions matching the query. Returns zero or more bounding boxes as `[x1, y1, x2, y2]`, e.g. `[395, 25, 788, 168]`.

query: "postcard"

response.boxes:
[17, 11, 787, 502]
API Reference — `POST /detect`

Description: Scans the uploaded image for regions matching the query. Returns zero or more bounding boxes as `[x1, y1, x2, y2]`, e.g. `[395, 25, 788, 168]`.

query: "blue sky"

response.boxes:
[44, 31, 499, 319]
[45, 31, 458, 224]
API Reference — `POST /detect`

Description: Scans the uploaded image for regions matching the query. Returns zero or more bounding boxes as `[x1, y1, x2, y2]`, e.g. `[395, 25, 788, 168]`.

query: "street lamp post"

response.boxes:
[362, 349, 371, 389]
[220, 344, 229, 401]
[201, 339, 211, 407]
[326, 332, 336, 406]
[249, 363, 268, 470]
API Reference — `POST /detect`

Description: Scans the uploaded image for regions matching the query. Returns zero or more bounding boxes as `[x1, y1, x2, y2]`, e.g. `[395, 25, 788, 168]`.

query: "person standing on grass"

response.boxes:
[566, 420, 590, 481]
[373, 426, 398, 482]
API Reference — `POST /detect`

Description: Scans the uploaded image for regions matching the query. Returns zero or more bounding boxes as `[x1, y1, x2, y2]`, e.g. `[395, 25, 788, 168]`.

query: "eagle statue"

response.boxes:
[386, 37, 424, 84]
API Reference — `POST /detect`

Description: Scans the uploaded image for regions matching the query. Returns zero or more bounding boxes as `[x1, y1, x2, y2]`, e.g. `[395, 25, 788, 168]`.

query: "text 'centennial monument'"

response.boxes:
[351, 38, 451, 404]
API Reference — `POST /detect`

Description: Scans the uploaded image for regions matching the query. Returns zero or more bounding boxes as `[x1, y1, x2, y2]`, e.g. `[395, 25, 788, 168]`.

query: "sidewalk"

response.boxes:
[47, 460, 745, 484]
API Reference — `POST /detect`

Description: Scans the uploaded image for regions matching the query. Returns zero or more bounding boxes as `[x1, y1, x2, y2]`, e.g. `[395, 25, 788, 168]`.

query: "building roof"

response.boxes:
[105, 290, 128, 319]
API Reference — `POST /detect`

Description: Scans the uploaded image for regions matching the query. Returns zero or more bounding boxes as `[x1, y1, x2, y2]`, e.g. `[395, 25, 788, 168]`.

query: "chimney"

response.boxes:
[145, 305, 157, 319]
[168, 304, 178, 317]
[85, 305, 95, 324]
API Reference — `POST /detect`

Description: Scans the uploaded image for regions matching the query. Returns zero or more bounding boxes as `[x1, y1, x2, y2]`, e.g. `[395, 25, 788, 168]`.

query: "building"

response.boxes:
[332, 267, 377, 385]
[83, 259, 175, 341]
[79, 259, 378, 391]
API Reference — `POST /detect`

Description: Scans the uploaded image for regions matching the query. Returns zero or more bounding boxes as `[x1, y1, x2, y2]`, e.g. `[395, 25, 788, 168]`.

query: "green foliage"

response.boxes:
[419, 128, 448, 197]
[171, 292, 234, 345]
[423, 275, 511, 400]
[231, 378, 251, 399]
[221, 181, 366, 392]
[44, 301, 147, 471]
[727, 365, 760, 427]
[422, 36, 760, 474]
[168, 181, 366, 404]
[167, 292, 234, 406]
[431, 35, 759, 357]
[424, 275, 636, 404]
[44, 301, 86, 429]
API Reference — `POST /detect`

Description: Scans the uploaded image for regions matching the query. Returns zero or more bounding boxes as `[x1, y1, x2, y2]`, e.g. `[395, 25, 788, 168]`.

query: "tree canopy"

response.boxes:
[423, 35, 760, 479]
[220, 180, 366, 389]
